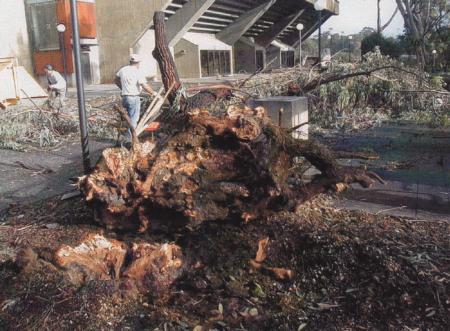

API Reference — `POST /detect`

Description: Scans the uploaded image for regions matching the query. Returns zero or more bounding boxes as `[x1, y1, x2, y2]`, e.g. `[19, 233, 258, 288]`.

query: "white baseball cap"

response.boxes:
[130, 54, 142, 63]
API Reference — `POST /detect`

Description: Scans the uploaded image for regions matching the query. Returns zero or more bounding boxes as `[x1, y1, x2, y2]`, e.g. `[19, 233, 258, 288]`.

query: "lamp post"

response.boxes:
[348, 35, 353, 62]
[69, 0, 91, 174]
[56, 23, 68, 82]
[314, 0, 326, 65]
[296, 23, 304, 67]
[328, 35, 332, 55]
[432, 49, 437, 72]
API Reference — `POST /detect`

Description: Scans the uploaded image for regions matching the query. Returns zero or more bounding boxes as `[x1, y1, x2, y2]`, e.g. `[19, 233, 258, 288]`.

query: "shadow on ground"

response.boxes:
[0, 139, 114, 213]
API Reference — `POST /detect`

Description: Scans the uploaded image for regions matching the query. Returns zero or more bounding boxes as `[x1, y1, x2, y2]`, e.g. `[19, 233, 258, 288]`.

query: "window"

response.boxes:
[224, 51, 231, 74]
[200, 50, 231, 77]
[281, 51, 295, 68]
[208, 51, 215, 76]
[26, 0, 59, 51]
[256, 50, 264, 71]
[201, 51, 209, 77]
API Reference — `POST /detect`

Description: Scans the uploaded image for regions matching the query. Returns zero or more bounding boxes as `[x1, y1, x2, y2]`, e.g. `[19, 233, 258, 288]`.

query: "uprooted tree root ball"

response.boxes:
[79, 105, 382, 233]
[78, 12, 381, 233]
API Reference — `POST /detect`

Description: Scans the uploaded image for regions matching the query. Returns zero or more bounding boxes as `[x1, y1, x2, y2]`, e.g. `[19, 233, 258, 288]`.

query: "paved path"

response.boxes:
[333, 198, 450, 221]
[0, 139, 114, 212]
[68, 75, 249, 99]
[318, 123, 450, 217]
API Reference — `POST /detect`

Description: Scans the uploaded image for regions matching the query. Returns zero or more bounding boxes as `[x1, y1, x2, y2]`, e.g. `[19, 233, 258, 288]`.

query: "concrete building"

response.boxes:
[1, 0, 339, 84]
[118, 0, 339, 80]
[267, 40, 296, 69]
[174, 32, 233, 78]
[0, 0, 33, 73]
[74, 0, 339, 82]
[95, 0, 172, 83]
[234, 37, 267, 74]
[1, 0, 100, 86]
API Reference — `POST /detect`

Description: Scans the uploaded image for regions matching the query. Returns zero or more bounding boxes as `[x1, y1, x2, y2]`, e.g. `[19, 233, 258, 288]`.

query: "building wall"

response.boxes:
[266, 45, 281, 69]
[305, 0, 339, 14]
[0, 0, 33, 72]
[30, 0, 97, 77]
[234, 40, 256, 74]
[134, 29, 158, 80]
[174, 39, 200, 79]
[95, 0, 171, 83]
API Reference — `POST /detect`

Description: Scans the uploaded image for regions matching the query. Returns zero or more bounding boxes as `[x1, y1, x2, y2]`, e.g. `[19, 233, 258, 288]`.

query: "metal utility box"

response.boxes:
[249, 96, 309, 140]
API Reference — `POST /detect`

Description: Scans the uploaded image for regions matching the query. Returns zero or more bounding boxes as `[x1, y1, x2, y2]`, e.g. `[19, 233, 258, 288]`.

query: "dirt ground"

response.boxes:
[0, 196, 448, 331]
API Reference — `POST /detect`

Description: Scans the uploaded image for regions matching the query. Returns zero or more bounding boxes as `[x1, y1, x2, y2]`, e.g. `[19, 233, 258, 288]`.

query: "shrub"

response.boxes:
[361, 33, 401, 58]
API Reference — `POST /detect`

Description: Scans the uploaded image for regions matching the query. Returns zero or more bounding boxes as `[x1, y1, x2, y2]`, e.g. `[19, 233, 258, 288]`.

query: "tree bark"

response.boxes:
[393, 0, 447, 71]
[380, 7, 399, 33]
[152, 12, 181, 105]
[377, 0, 381, 34]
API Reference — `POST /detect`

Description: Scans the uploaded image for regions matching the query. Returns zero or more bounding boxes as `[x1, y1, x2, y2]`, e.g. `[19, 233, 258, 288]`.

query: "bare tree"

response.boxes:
[394, 0, 449, 70]
[377, 0, 399, 34]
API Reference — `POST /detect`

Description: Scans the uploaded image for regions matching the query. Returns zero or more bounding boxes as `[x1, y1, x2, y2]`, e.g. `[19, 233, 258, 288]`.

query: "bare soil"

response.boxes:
[0, 196, 448, 331]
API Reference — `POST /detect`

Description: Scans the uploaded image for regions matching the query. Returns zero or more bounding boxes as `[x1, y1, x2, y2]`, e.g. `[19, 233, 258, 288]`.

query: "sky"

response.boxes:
[319, 0, 405, 37]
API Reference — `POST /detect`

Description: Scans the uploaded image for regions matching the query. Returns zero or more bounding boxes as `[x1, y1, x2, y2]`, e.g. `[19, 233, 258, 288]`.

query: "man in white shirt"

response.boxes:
[44, 64, 67, 109]
[115, 54, 154, 139]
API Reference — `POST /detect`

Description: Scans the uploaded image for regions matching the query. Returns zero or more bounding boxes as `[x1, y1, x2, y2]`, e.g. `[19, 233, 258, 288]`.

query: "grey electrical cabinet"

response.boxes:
[249, 96, 309, 140]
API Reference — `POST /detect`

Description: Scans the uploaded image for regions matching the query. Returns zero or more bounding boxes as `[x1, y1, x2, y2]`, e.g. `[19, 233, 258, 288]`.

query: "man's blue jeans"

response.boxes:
[122, 95, 140, 139]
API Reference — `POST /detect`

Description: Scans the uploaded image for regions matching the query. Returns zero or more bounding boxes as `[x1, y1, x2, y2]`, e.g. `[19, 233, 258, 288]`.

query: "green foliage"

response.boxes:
[431, 75, 444, 89]
[303, 52, 449, 130]
[397, 26, 449, 72]
[361, 33, 401, 58]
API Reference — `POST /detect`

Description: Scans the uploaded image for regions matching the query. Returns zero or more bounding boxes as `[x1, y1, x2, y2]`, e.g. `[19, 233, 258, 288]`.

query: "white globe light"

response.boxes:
[296, 23, 304, 31]
[56, 23, 66, 33]
[432, 49, 437, 54]
[314, 0, 325, 11]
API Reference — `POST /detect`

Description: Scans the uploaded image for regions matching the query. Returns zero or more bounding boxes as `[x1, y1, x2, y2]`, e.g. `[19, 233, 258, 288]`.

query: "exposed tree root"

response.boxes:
[78, 11, 382, 233]
[79, 105, 382, 232]
[53, 234, 184, 296]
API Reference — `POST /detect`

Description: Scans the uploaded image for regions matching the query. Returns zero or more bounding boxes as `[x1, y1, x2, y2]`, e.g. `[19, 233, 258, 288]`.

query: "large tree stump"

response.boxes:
[78, 12, 382, 233]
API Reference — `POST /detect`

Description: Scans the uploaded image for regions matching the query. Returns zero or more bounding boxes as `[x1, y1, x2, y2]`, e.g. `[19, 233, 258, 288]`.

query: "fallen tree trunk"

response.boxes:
[288, 65, 420, 96]
[78, 12, 382, 232]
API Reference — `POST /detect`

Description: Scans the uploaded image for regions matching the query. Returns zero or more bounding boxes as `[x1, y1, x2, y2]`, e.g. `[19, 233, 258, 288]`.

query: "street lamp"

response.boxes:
[69, 0, 91, 173]
[56, 23, 68, 82]
[432, 49, 437, 72]
[296, 23, 304, 67]
[348, 35, 353, 62]
[314, 0, 326, 65]
[328, 34, 333, 55]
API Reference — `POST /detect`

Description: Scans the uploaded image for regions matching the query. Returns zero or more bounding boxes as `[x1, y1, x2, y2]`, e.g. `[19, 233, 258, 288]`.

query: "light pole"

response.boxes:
[432, 49, 437, 72]
[296, 23, 304, 67]
[314, 0, 326, 65]
[328, 35, 332, 55]
[348, 35, 353, 62]
[69, 0, 91, 173]
[56, 23, 68, 83]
